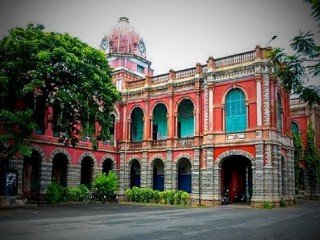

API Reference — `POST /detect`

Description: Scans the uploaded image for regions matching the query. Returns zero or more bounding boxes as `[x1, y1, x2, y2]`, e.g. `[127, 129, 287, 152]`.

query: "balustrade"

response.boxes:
[176, 137, 194, 147]
[215, 51, 256, 68]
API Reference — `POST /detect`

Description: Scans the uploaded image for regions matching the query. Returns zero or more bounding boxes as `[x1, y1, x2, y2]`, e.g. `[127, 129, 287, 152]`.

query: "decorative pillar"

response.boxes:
[252, 144, 264, 204]
[256, 78, 262, 127]
[165, 150, 173, 190]
[127, 119, 131, 142]
[168, 94, 174, 139]
[209, 87, 213, 131]
[192, 149, 200, 203]
[40, 162, 53, 194]
[140, 151, 148, 188]
[195, 92, 200, 136]
[213, 165, 221, 203]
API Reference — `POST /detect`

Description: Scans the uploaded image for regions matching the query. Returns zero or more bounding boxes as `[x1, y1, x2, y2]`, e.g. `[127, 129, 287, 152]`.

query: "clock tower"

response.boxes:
[100, 17, 153, 91]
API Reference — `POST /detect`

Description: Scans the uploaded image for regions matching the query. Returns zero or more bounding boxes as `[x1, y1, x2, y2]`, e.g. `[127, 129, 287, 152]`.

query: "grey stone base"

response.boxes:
[0, 196, 27, 209]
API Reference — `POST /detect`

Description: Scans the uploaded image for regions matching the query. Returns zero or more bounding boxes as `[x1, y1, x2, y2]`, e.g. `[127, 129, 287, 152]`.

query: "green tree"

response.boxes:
[0, 24, 120, 161]
[270, 0, 320, 107]
[305, 123, 320, 197]
[293, 133, 303, 193]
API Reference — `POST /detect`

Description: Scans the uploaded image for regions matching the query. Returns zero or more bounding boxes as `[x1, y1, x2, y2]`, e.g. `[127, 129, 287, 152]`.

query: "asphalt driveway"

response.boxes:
[0, 200, 319, 240]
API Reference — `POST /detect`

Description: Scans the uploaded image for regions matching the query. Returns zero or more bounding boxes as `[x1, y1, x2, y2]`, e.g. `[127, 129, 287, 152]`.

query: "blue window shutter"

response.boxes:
[226, 89, 247, 133]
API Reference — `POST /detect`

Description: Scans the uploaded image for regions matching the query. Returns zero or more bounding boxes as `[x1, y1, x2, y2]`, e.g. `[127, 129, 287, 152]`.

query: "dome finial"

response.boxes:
[119, 17, 129, 23]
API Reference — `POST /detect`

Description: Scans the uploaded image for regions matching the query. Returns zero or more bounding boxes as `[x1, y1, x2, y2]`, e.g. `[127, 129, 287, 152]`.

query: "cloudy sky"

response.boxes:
[0, 0, 318, 75]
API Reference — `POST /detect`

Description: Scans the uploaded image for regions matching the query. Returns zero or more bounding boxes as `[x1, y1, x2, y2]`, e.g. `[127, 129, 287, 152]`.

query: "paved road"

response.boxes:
[0, 200, 320, 240]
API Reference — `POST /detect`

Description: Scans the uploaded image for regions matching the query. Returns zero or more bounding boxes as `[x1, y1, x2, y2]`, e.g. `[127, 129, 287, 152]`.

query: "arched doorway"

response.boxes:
[81, 157, 94, 188]
[130, 159, 141, 188]
[177, 158, 192, 193]
[221, 156, 252, 203]
[102, 158, 114, 175]
[177, 99, 194, 138]
[22, 151, 42, 200]
[153, 104, 168, 140]
[153, 159, 164, 191]
[52, 153, 68, 187]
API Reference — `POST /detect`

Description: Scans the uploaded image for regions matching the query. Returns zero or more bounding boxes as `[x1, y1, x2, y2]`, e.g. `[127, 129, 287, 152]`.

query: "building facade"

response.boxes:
[1, 17, 297, 207]
[290, 98, 320, 197]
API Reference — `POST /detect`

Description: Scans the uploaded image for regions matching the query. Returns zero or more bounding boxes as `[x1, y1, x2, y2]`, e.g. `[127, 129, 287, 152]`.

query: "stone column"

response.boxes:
[10, 157, 24, 196]
[204, 147, 214, 203]
[140, 151, 148, 188]
[165, 150, 173, 190]
[264, 144, 274, 201]
[146, 157, 153, 189]
[68, 165, 81, 187]
[212, 165, 221, 204]
[192, 149, 200, 203]
[272, 145, 280, 201]
[252, 144, 264, 204]
[94, 167, 102, 179]
[40, 162, 53, 194]
[287, 149, 295, 198]
[118, 152, 126, 195]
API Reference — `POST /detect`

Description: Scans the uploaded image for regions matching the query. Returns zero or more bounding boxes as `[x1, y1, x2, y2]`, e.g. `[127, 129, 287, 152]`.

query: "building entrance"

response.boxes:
[221, 156, 252, 203]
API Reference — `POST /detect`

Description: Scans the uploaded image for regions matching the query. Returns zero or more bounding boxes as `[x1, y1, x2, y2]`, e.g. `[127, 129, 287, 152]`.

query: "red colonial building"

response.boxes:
[290, 98, 320, 197]
[1, 17, 297, 207]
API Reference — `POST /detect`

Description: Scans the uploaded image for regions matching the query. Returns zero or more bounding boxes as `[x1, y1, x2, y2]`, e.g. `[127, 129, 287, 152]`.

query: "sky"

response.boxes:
[0, 0, 318, 76]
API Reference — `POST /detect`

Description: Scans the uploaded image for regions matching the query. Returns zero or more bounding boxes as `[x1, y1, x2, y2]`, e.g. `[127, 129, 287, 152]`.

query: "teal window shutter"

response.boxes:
[291, 122, 299, 135]
[178, 99, 194, 138]
[226, 89, 247, 133]
[131, 108, 144, 142]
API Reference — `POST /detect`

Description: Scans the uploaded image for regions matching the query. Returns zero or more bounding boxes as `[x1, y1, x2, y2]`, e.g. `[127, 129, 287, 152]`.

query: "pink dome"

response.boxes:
[101, 17, 146, 58]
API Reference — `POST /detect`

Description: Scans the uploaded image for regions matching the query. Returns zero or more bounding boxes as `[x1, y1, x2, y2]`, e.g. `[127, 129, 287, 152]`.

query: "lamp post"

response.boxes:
[266, 35, 277, 47]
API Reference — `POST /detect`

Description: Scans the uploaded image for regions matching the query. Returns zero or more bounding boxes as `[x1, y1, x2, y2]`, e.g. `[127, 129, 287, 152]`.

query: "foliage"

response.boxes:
[0, 24, 120, 161]
[66, 184, 89, 201]
[262, 201, 274, 209]
[304, 123, 320, 196]
[280, 198, 287, 208]
[45, 182, 62, 203]
[125, 187, 190, 206]
[93, 171, 118, 195]
[269, 0, 320, 107]
[45, 182, 90, 203]
[293, 133, 303, 193]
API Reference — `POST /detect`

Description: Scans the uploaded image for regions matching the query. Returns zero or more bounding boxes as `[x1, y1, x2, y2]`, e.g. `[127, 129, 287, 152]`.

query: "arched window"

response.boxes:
[177, 99, 194, 138]
[131, 108, 144, 142]
[153, 104, 168, 140]
[277, 93, 283, 133]
[291, 122, 299, 135]
[225, 89, 247, 133]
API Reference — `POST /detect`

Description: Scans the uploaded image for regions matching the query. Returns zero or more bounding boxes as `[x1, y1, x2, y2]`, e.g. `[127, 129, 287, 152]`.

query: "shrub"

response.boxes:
[126, 189, 133, 201]
[66, 185, 89, 201]
[263, 201, 274, 209]
[78, 184, 90, 201]
[94, 171, 118, 195]
[66, 186, 80, 201]
[153, 190, 161, 203]
[174, 191, 183, 205]
[124, 187, 190, 206]
[181, 191, 189, 205]
[45, 182, 62, 203]
[280, 198, 286, 208]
